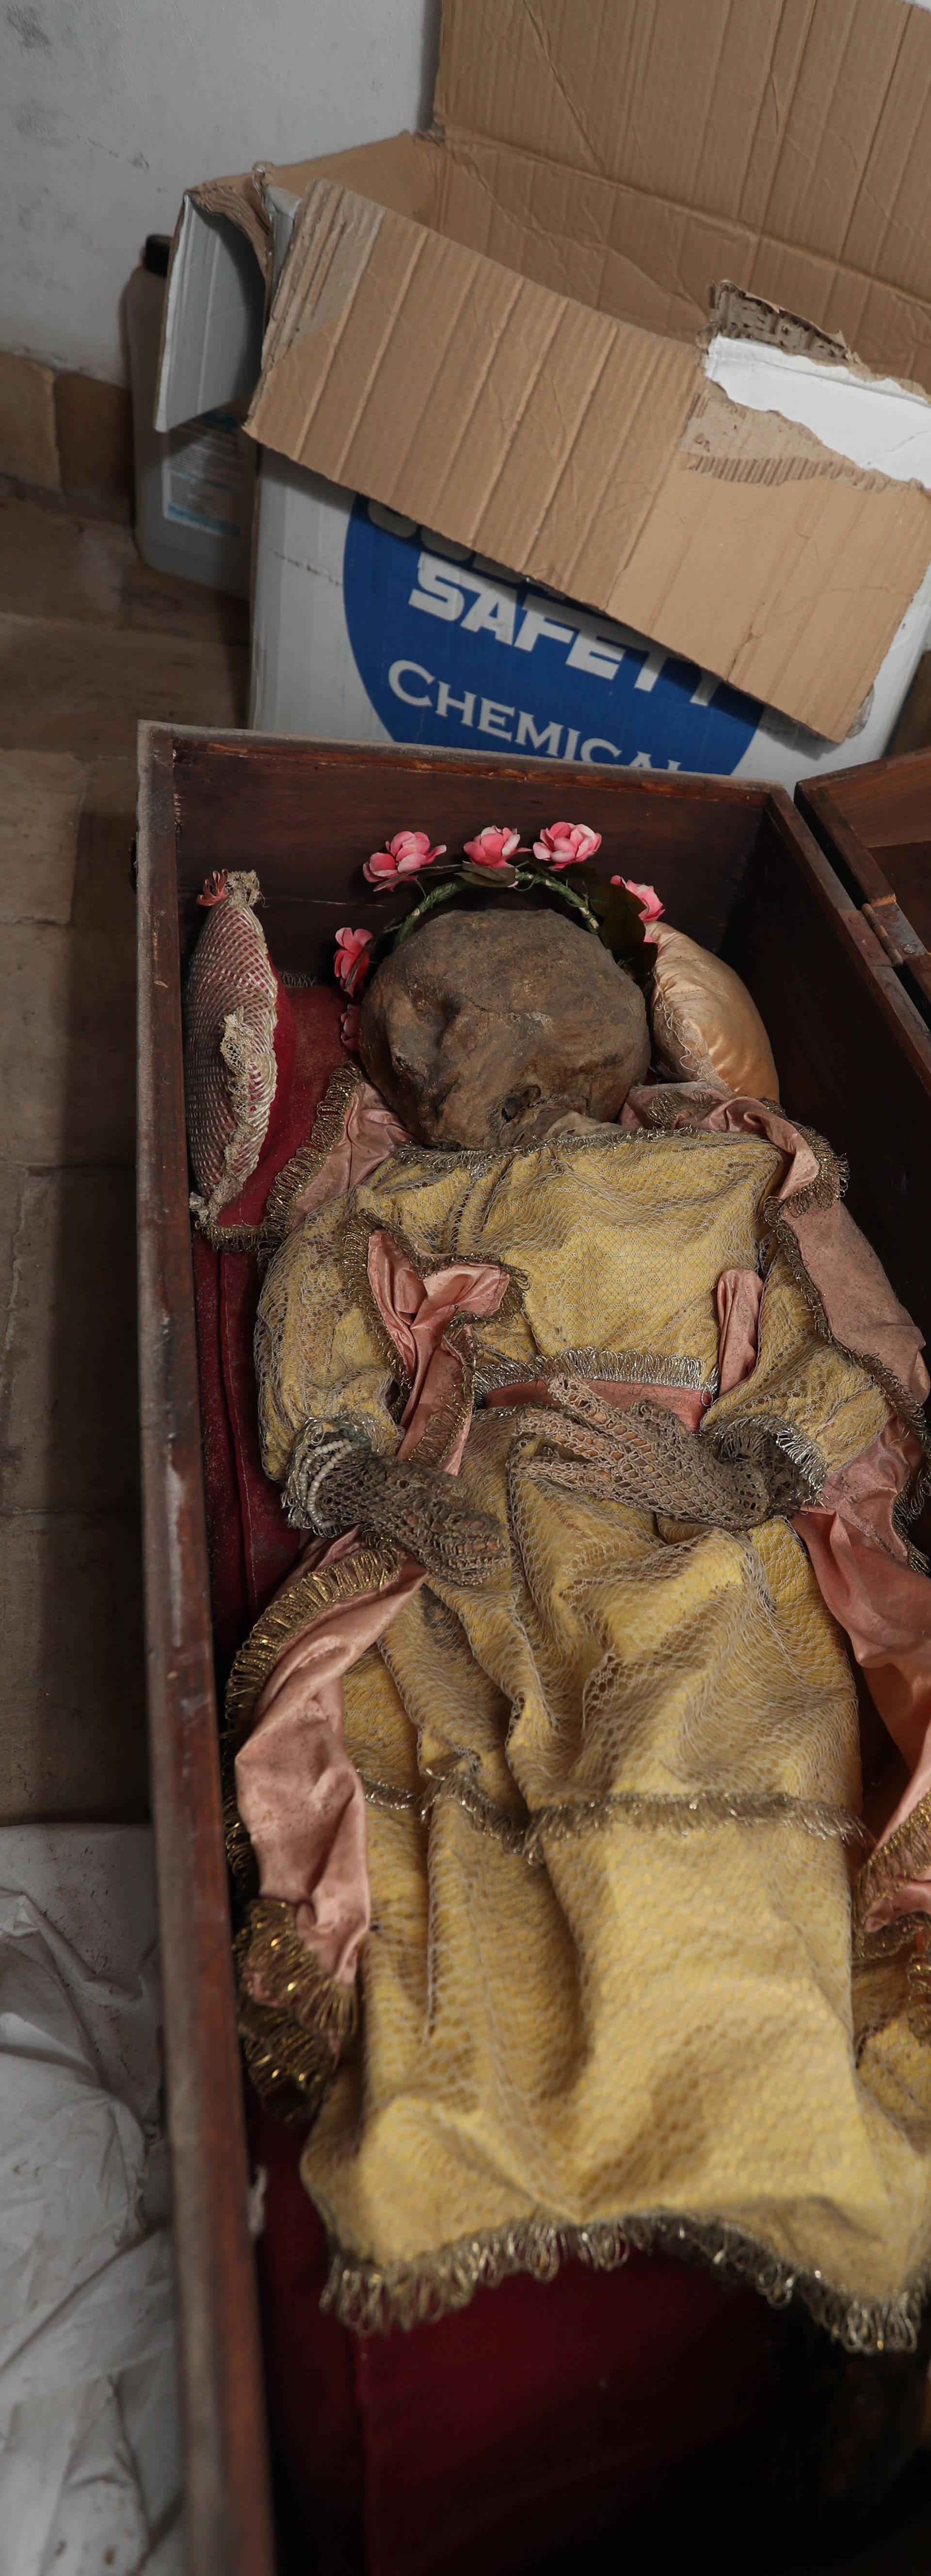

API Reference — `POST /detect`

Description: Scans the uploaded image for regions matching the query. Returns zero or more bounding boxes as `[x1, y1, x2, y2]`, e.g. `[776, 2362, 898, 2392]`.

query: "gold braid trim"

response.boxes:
[261, 1063, 364, 1246]
[320, 2205, 929, 2353]
[191, 1061, 365, 1254]
[474, 1345, 709, 1398]
[392, 1119, 784, 1180]
[235, 1896, 358, 2121]
[190, 1208, 269, 1253]
[853, 1790, 931, 1948]
[361, 1769, 870, 1863]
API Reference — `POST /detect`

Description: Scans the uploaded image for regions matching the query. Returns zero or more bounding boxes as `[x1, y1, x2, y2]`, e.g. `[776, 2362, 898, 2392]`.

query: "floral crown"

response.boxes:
[332, 822, 664, 1049]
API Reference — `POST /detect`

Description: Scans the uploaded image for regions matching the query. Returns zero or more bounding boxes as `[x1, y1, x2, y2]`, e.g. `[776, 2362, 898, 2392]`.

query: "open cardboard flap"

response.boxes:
[159, 0, 931, 742]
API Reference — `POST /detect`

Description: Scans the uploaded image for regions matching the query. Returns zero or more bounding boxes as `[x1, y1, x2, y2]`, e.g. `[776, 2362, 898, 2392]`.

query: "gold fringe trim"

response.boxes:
[474, 1345, 709, 1399]
[222, 1543, 401, 1896]
[854, 1789, 931, 1944]
[361, 1769, 870, 1864]
[321, 2205, 929, 2353]
[713, 1404, 827, 1500]
[225, 1543, 401, 1750]
[235, 1897, 357, 2121]
[407, 1328, 477, 1475]
[262, 1063, 364, 1246]
[190, 1208, 268, 1253]
[191, 1061, 365, 1255]
[401, 1119, 787, 1182]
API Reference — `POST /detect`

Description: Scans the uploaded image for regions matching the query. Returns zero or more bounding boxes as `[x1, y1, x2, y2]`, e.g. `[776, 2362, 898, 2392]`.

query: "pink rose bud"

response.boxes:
[462, 825, 523, 869]
[532, 822, 602, 869]
[340, 1003, 362, 1052]
[334, 926, 373, 992]
[610, 876, 665, 935]
[198, 870, 229, 906]
[364, 829, 446, 886]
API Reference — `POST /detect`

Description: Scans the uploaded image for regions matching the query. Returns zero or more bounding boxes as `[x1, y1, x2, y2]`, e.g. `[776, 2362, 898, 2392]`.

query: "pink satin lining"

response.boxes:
[290, 1082, 409, 1224]
[237, 1088, 931, 1972]
[236, 1541, 425, 1992]
[716, 1267, 764, 1397]
[367, 1229, 510, 1425]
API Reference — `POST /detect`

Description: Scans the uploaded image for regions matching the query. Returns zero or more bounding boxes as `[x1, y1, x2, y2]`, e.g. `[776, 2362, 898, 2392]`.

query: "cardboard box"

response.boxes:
[157, 0, 931, 785]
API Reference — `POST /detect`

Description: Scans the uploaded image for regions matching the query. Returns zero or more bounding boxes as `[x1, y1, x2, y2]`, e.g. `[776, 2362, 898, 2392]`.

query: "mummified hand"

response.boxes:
[523, 1375, 812, 1530]
[284, 1423, 510, 1587]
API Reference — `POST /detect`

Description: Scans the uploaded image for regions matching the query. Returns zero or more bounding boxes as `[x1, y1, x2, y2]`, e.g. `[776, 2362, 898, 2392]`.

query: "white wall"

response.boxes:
[0, 0, 440, 382]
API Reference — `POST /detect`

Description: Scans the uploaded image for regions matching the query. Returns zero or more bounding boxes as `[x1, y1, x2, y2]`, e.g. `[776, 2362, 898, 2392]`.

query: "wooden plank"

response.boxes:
[136, 721, 275, 2576]
[803, 751, 931, 854]
[724, 793, 931, 1354]
[887, 651, 931, 758]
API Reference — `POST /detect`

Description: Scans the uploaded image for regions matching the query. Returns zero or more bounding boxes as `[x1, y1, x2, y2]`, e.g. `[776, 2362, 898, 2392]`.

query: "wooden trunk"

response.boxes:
[136, 726, 931, 2574]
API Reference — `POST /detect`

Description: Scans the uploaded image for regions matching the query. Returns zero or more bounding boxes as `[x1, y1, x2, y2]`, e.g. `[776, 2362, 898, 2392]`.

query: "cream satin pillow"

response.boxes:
[649, 925, 779, 1100]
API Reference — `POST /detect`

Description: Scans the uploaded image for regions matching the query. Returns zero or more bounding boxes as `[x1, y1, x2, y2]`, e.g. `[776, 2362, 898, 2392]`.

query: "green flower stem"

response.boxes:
[350, 860, 653, 997]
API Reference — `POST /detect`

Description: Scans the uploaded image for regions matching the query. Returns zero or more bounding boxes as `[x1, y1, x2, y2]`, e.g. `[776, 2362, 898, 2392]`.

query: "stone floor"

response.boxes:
[0, 478, 248, 1819]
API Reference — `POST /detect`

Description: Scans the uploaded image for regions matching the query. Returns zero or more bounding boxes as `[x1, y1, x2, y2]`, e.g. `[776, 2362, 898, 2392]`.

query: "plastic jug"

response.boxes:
[125, 235, 254, 596]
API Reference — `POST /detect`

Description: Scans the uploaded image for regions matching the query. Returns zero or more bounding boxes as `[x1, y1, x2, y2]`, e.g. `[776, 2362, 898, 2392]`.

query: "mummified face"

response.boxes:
[358, 907, 650, 1150]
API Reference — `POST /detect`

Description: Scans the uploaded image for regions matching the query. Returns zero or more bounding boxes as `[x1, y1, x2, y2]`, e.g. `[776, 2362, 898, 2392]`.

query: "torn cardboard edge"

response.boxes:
[701, 284, 931, 407]
[701, 285, 854, 377]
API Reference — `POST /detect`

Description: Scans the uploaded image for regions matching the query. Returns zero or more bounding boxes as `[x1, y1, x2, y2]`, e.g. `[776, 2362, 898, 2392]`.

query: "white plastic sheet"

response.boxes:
[0, 1826, 183, 2576]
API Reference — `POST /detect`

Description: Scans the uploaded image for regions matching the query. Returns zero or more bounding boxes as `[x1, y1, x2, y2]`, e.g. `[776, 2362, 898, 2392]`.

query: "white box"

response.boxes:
[249, 331, 931, 791]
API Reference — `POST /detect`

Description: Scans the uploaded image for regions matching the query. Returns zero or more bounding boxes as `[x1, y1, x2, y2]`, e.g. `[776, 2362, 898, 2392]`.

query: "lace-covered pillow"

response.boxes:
[184, 872, 289, 1226]
[649, 926, 779, 1102]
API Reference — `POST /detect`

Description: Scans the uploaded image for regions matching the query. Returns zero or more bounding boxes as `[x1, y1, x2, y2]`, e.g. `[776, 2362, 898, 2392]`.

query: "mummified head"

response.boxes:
[357, 907, 650, 1150]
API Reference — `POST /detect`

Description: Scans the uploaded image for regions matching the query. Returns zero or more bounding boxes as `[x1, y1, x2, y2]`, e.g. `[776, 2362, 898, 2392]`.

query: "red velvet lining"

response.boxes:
[192, 989, 786, 2571]
[253, 2103, 782, 2576]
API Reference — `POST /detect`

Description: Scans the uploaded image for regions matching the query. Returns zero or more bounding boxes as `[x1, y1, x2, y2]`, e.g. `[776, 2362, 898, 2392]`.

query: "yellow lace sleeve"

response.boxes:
[705, 1248, 890, 1492]
[255, 1200, 399, 1486]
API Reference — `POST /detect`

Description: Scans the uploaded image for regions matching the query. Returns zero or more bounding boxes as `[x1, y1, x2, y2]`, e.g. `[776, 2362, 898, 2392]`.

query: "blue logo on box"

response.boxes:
[343, 498, 762, 774]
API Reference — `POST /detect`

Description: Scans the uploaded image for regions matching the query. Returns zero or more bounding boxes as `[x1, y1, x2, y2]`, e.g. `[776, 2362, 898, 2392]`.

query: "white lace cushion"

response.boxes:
[184, 873, 280, 1222]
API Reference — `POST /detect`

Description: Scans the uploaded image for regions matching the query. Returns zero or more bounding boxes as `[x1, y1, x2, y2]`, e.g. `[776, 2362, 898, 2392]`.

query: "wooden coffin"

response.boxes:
[136, 725, 931, 2576]
[798, 750, 931, 1036]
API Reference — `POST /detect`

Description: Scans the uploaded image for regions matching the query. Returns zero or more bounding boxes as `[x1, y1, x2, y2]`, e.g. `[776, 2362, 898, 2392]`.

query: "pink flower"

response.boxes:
[532, 821, 602, 870]
[334, 926, 373, 993]
[462, 825, 523, 869]
[340, 1003, 361, 1052]
[610, 876, 665, 938]
[364, 829, 446, 886]
[198, 870, 229, 906]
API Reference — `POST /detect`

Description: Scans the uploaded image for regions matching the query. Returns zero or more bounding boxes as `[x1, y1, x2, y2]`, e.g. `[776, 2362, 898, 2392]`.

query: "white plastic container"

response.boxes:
[126, 236, 255, 597]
